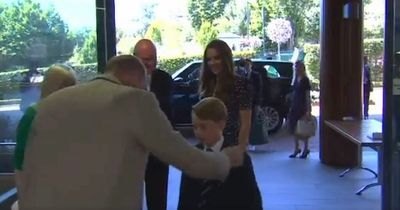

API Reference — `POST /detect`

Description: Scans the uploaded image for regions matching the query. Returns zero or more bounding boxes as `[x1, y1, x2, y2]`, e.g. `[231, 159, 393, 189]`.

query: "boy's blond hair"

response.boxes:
[41, 64, 77, 99]
[192, 97, 227, 122]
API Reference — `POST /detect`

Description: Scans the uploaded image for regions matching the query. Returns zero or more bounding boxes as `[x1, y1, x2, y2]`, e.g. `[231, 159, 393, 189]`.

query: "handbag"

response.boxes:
[295, 115, 317, 138]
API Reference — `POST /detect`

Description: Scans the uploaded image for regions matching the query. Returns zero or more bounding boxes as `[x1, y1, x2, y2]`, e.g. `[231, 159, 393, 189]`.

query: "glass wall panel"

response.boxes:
[0, 0, 97, 173]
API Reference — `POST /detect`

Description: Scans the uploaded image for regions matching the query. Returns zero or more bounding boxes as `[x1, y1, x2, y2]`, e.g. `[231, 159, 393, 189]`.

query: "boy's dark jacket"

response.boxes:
[177, 140, 263, 210]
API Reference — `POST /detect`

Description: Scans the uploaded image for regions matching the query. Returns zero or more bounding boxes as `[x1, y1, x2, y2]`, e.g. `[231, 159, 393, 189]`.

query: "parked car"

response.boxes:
[171, 59, 294, 134]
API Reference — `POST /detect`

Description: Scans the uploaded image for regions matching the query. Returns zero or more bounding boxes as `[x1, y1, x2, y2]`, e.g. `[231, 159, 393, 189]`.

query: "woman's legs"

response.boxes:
[300, 138, 310, 158]
[289, 137, 301, 158]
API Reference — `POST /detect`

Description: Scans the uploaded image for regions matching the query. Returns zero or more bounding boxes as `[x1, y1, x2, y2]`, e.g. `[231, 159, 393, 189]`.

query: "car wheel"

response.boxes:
[257, 105, 283, 134]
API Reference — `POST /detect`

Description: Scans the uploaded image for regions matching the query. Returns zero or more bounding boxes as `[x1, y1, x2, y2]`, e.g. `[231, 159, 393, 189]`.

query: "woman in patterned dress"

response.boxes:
[199, 39, 252, 147]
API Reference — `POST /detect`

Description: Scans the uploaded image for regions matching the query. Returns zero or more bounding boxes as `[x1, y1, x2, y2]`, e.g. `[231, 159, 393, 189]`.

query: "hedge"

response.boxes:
[364, 38, 384, 87]
[0, 64, 98, 100]
[304, 44, 320, 90]
[302, 38, 384, 89]
[0, 51, 256, 99]
[159, 50, 256, 74]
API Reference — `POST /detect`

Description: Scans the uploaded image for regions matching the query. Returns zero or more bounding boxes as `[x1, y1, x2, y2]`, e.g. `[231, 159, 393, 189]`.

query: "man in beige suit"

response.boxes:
[19, 55, 244, 210]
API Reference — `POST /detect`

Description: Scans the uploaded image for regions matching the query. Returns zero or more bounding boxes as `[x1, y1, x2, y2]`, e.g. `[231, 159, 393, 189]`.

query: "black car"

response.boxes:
[171, 59, 294, 134]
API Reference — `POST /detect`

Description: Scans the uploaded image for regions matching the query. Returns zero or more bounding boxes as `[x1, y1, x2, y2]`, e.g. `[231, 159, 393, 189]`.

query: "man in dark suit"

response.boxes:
[363, 55, 373, 119]
[134, 39, 173, 210]
[178, 97, 263, 210]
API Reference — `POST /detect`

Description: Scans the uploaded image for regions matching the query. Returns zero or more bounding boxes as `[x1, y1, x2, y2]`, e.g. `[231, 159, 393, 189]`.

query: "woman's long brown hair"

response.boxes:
[199, 39, 235, 102]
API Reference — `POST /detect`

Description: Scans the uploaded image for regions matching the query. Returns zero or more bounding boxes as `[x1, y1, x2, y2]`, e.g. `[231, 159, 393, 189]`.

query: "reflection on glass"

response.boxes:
[0, 0, 97, 172]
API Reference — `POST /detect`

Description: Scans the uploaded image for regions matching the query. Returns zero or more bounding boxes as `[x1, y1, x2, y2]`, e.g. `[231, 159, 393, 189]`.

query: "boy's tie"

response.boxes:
[198, 147, 219, 208]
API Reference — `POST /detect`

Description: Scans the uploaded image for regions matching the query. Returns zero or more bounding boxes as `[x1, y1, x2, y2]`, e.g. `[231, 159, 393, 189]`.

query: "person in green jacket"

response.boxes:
[14, 64, 76, 192]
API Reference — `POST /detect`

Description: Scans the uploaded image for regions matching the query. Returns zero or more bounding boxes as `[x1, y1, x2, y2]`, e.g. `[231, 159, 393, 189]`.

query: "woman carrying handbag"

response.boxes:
[287, 61, 314, 159]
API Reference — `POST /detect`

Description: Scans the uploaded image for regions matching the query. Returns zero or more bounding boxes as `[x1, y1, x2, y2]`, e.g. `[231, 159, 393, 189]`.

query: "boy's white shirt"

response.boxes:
[204, 137, 224, 152]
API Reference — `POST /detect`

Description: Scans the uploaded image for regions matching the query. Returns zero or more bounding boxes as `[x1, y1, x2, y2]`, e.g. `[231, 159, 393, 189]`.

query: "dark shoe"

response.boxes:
[300, 150, 310, 159]
[289, 149, 301, 158]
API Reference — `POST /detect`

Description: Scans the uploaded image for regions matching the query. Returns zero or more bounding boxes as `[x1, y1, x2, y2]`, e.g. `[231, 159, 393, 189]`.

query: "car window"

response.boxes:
[173, 62, 201, 82]
[264, 65, 280, 78]
[187, 66, 200, 80]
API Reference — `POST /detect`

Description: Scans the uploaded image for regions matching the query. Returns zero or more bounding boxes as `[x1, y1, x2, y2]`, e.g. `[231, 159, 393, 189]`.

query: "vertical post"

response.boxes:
[96, 0, 116, 73]
[320, 0, 364, 166]
[277, 43, 281, 60]
[262, 7, 267, 57]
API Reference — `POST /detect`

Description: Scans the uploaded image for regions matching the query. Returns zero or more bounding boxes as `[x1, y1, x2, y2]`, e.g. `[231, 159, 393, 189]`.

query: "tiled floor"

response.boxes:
[161, 125, 381, 210]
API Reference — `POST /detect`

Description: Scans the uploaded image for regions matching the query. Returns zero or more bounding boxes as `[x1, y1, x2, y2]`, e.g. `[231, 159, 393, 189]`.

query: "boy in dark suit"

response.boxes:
[178, 97, 263, 210]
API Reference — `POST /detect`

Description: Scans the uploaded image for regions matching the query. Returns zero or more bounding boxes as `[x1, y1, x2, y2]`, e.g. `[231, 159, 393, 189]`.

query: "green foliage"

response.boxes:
[133, 2, 157, 37]
[188, 0, 231, 31]
[69, 29, 92, 49]
[363, 0, 384, 40]
[0, 0, 75, 70]
[364, 26, 384, 39]
[232, 50, 256, 59]
[71, 31, 97, 64]
[0, 51, 257, 95]
[304, 0, 320, 43]
[301, 38, 384, 89]
[158, 51, 256, 74]
[250, 0, 315, 47]
[196, 22, 219, 48]
[304, 43, 320, 89]
[0, 63, 98, 95]
[145, 22, 163, 45]
[159, 55, 202, 74]
[364, 38, 384, 86]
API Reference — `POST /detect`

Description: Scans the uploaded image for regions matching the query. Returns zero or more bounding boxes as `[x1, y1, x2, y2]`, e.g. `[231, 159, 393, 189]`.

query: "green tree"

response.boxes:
[250, 0, 314, 47]
[0, 0, 75, 70]
[249, 0, 281, 37]
[188, 0, 231, 31]
[73, 31, 97, 64]
[304, 43, 320, 86]
[133, 2, 157, 37]
[304, 0, 320, 43]
[69, 29, 91, 49]
[363, 0, 384, 39]
[196, 21, 219, 48]
[279, 0, 313, 46]
[145, 22, 163, 45]
[217, 0, 249, 36]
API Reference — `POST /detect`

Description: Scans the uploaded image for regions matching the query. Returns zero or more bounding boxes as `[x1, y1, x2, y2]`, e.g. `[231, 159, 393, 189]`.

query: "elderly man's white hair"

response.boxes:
[40, 64, 77, 99]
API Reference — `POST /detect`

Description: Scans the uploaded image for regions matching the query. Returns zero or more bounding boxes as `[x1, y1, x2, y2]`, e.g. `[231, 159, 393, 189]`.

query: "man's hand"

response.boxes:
[222, 145, 246, 168]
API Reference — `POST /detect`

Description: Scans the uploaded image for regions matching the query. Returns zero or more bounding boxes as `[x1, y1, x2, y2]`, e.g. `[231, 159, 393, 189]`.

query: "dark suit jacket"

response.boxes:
[150, 69, 173, 124]
[178, 141, 263, 210]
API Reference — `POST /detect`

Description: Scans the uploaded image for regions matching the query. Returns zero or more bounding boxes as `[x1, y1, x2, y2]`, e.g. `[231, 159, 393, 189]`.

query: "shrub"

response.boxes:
[0, 50, 257, 92]
[304, 43, 320, 90]
[71, 63, 98, 82]
[302, 38, 383, 89]
[158, 55, 202, 74]
[364, 38, 384, 87]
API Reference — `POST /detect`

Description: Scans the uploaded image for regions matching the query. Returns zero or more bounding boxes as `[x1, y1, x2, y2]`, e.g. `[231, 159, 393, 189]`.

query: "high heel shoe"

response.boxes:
[299, 150, 310, 159]
[289, 149, 301, 158]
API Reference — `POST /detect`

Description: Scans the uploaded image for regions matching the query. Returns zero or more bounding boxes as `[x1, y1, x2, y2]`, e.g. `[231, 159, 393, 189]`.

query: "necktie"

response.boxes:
[198, 147, 219, 208]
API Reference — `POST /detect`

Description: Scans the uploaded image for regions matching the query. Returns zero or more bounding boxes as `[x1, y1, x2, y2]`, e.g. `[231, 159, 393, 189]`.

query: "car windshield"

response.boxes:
[172, 62, 200, 79]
